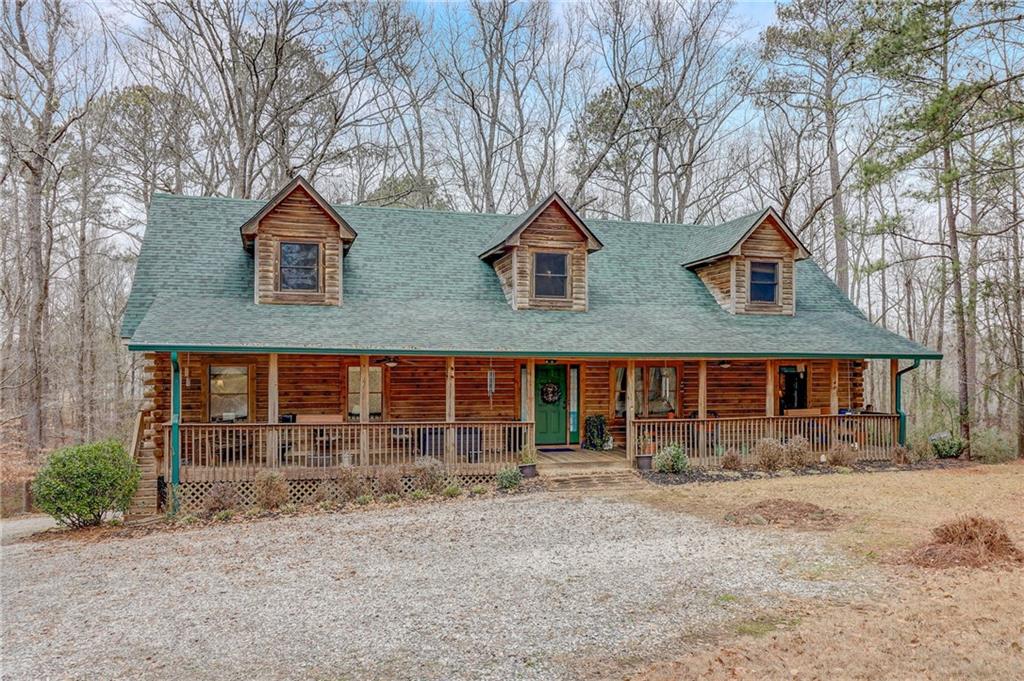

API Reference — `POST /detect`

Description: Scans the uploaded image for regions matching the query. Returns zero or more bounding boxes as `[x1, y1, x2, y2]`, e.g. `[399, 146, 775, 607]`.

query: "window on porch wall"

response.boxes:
[209, 366, 249, 422]
[614, 366, 678, 418]
[346, 366, 383, 420]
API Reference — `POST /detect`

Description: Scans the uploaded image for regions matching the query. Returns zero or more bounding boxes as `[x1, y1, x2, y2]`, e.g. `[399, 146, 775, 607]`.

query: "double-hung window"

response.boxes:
[749, 261, 779, 304]
[533, 252, 569, 299]
[279, 242, 320, 292]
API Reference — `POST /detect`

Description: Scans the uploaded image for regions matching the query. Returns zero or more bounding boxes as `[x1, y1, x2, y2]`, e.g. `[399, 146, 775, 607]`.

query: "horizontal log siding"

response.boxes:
[514, 203, 589, 311]
[388, 357, 446, 421]
[694, 259, 732, 311]
[255, 185, 342, 306]
[705, 360, 768, 417]
[736, 217, 795, 315]
[494, 252, 515, 305]
[278, 354, 345, 416]
[455, 358, 517, 420]
[180, 352, 269, 423]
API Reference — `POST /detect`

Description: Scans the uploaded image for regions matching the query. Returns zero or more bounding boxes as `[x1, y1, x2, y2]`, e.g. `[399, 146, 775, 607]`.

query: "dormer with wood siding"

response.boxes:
[479, 192, 602, 312]
[241, 177, 357, 307]
[685, 208, 808, 316]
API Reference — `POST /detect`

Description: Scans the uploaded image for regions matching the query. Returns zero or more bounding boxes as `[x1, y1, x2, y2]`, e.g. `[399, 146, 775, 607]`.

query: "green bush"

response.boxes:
[441, 484, 462, 498]
[496, 466, 522, 490]
[584, 415, 609, 450]
[469, 484, 489, 496]
[380, 493, 401, 503]
[410, 489, 430, 500]
[354, 494, 373, 505]
[653, 445, 688, 473]
[971, 428, 1016, 464]
[32, 440, 139, 528]
[931, 435, 965, 459]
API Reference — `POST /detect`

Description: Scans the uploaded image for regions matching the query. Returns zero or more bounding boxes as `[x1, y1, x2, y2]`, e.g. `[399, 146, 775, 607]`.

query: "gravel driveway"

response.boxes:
[2, 494, 867, 680]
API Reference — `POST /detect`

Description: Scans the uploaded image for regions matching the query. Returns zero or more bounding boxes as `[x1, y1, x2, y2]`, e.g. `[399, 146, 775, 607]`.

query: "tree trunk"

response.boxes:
[943, 141, 971, 457]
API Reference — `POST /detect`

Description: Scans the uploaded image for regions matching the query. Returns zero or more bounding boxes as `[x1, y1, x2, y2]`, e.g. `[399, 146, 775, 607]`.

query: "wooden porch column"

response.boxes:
[359, 355, 369, 465]
[524, 359, 536, 423]
[267, 353, 279, 466]
[765, 360, 776, 416]
[625, 359, 636, 461]
[830, 359, 840, 415]
[445, 357, 456, 464]
[889, 358, 899, 413]
[698, 360, 708, 458]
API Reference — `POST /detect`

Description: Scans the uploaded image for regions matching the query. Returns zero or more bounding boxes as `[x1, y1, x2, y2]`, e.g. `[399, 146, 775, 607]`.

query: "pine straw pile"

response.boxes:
[724, 498, 843, 530]
[906, 515, 1024, 569]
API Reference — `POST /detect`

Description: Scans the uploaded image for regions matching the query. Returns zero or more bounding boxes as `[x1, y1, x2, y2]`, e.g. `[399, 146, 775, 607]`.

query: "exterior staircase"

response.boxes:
[537, 450, 647, 492]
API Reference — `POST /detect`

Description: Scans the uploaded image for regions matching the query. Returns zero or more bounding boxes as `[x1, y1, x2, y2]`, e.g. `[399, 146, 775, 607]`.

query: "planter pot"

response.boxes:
[519, 463, 538, 479]
[635, 454, 653, 472]
[342, 452, 353, 466]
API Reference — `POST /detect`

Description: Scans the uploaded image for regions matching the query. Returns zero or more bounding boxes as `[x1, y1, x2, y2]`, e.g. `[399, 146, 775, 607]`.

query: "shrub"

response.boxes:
[720, 448, 743, 471]
[32, 440, 139, 528]
[519, 447, 538, 465]
[441, 484, 462, 498]
[653, 444, 688, 473]
[826, 443, 857, 467]
[253, 471, 289, 510]
[413, 460, 447, 495]
[469, 484, 489, 496]
[584, 414, 609, 450]
[410, 489, 429, 501]
[931, 435, 965, 459]
[496, 466, 522, 491]
[374, 467, 404, 497]
[213, 509, 234, 522]
[971, 428, 1015, 464]
[380, 493, 401, 503]
[783, 436, 812, 468]
[753, 439, 785, 472]
[335, 468, 369, 502]
[311, 481, 338, 504]
[202, 482, 239, 515]
[354, 494, 373, 505]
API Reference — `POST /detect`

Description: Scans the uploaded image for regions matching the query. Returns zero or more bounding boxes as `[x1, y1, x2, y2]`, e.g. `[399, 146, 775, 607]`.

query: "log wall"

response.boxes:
[255, 185, 343, 306]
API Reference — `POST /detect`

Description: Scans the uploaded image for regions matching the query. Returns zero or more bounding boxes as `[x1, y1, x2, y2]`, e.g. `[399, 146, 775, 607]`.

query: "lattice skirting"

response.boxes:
[174, 474, 496, 514]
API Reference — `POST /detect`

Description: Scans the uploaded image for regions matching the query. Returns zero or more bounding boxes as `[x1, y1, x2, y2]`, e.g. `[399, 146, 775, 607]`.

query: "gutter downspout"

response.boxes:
[170, 351, 181, 513]
[895, 359, 921, 446]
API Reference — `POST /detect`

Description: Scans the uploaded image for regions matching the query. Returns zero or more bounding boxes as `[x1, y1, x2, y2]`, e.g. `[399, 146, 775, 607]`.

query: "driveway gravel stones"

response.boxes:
[2, 494, 871, 680]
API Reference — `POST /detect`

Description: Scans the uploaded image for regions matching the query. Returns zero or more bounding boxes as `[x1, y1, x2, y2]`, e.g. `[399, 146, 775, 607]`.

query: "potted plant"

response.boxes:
[518, 447, 539, 478]
[635, 435, 655, 471]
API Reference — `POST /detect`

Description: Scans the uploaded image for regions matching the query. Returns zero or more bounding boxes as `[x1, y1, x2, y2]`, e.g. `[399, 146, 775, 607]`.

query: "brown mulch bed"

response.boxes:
[724, 498, 843, 530]
[905, 515, 1024, 569]
[643, 458, 973, 487]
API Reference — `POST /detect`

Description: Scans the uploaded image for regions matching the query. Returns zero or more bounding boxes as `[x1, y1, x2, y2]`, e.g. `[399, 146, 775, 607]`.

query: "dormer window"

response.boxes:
[280, 242, 320, 292]
[749, 261, 778, 303]
[533, 252, 569, 299]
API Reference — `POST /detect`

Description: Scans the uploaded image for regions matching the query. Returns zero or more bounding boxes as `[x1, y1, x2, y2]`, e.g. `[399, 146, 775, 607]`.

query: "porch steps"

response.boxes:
[542, 469, 647, 492]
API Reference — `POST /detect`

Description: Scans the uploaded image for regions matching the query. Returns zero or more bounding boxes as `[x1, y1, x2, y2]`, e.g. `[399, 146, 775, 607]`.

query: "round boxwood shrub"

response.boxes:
[32, 440, 139, 528]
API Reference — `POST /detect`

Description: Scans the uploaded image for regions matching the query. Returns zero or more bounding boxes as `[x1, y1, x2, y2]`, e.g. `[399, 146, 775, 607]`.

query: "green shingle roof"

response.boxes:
[121, 194, 940, 360]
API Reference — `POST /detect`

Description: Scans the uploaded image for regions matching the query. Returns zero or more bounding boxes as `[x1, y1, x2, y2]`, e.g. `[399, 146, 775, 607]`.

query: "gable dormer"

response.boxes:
[685, 208, 809, 316]
[241, 177, 357, 306]
[479, 192, 602, 311]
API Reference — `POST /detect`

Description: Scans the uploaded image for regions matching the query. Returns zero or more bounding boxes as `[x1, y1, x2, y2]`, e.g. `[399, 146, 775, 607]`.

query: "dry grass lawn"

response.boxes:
[618, 462, 1024, 680]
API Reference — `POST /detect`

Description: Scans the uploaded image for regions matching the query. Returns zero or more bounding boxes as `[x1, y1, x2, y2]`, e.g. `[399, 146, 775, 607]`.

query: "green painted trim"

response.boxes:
[894, 359, 921, 446]
[128, 342, 942, 361]
[170, 351, 181, 494]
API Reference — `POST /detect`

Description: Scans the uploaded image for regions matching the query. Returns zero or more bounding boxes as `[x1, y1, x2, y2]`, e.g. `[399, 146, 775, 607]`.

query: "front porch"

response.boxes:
[137, 351, 907, 511]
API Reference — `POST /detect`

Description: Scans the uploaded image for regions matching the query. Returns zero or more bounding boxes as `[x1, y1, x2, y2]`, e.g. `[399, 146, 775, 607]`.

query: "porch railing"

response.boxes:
[164, 421, 534, 482]
[630, 414, 899, 467]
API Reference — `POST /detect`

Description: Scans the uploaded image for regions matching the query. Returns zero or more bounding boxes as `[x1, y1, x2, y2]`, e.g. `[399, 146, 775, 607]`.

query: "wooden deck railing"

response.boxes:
[630, 414, 899, 466]
[164, 421, 534, 481]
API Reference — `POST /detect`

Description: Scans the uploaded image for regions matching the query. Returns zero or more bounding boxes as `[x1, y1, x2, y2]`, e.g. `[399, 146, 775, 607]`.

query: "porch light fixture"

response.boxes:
[718, 360, 731, 369]
[381, 356, 399, 368]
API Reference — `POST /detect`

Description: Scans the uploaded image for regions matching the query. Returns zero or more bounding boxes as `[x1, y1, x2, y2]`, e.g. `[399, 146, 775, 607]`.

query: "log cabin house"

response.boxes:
[122, 177, 940, 514]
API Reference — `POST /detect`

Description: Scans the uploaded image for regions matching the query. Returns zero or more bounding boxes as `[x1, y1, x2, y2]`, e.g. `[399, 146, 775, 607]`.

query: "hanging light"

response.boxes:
[382, 356, 399, 368]
[718, 360, 731, 369]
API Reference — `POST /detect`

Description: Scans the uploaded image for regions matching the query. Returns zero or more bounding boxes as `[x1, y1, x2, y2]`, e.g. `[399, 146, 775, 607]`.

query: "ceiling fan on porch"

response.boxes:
[373, 356, 400, 368]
